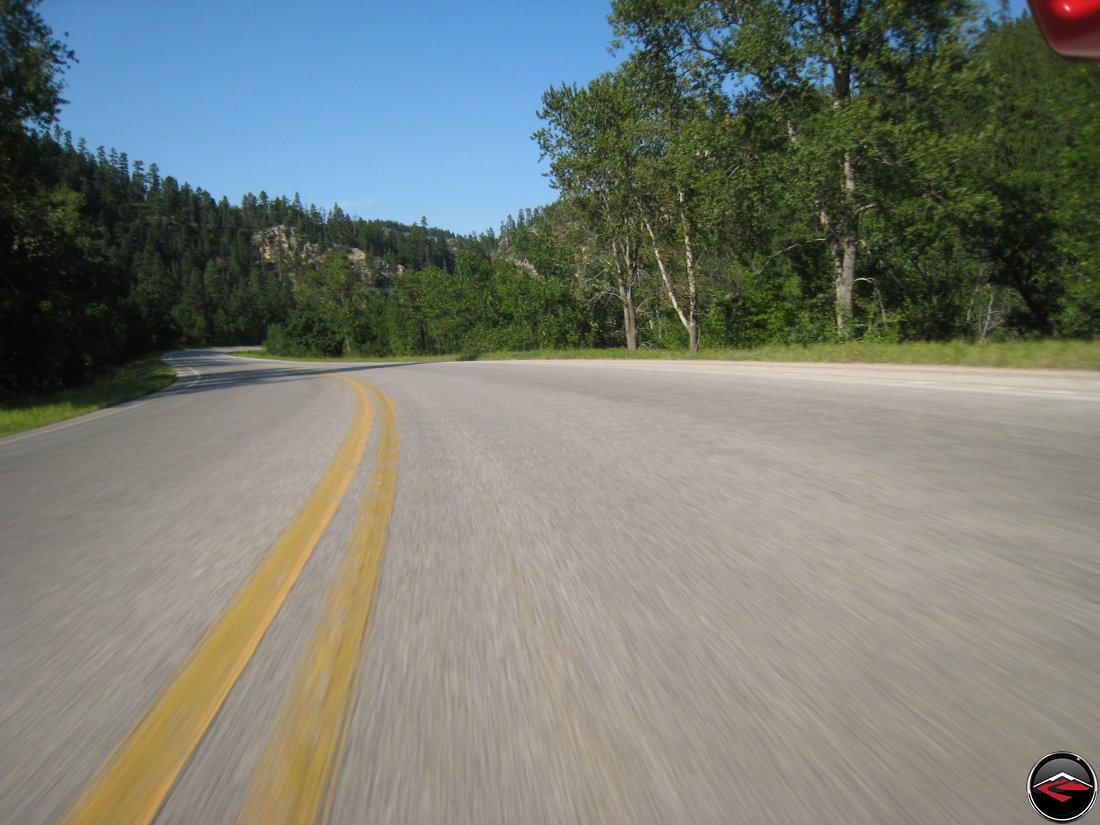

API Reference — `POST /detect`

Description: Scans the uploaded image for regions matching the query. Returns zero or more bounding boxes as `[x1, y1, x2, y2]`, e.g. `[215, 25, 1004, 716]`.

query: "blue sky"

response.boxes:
[41, 1, 622, 235]
[41, 1, 1027, 236]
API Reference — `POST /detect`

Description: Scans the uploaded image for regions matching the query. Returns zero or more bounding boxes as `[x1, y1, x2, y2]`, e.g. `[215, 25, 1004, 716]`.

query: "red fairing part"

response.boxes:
[1028, 0, 1100, 60]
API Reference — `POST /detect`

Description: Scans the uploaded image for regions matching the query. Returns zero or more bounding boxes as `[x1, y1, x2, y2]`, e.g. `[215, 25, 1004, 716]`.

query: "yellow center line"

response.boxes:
[236, 379, 400, 825]
[58, 375, 374, 825]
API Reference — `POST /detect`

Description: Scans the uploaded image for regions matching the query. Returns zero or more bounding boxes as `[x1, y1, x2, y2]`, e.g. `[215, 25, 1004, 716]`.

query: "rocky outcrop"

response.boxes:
[251, 226, 373, 280]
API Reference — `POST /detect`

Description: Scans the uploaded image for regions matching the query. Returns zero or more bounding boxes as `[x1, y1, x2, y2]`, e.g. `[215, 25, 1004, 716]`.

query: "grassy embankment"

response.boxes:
[0, 355, 177, 438]
[236, 339, 1100, 370]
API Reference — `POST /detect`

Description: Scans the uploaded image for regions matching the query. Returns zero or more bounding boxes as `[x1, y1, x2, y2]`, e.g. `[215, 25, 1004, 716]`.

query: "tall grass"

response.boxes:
[0, 356, 176, 438]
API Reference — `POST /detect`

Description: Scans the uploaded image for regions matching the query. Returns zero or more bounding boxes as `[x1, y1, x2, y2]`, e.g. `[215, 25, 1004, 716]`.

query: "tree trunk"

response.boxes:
[622, 284, 638, 350]
[788, 105, 860, 338]
[834, 230, 857, 337]
[642, 215, 694, 350]
[612, 237, 639, 350]
[680, 196, 700, 353]
[829, 152, 858, 338]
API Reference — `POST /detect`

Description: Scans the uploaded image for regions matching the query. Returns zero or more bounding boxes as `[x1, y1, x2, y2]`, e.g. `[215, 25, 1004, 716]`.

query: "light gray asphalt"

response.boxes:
[2, 350, 1099, 823]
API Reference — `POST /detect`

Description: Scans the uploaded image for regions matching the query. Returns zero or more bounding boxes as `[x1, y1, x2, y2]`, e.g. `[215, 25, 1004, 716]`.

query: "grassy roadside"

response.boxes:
[0, 355, 177, 438]
[235, 339, 1100, 370]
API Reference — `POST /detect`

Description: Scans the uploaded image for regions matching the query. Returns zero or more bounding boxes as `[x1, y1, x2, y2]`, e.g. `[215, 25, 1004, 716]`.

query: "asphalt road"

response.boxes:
[2, 349, 1099, 824]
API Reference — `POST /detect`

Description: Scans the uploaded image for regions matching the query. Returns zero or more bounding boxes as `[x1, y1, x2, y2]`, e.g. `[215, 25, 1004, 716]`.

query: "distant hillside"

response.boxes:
[2, 125, 489, 395]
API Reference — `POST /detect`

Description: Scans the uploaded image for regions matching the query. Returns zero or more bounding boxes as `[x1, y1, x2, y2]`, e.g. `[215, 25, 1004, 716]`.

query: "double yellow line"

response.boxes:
[60, 375, 399, 825]
[236, 383, 399, 825]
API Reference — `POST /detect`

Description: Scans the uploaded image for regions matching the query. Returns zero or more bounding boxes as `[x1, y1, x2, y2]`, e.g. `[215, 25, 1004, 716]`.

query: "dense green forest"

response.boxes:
[1, 0, 1098, 399]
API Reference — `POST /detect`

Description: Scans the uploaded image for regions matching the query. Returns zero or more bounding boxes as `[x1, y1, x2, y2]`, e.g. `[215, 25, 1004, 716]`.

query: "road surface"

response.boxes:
[1, 349, 1098, 824]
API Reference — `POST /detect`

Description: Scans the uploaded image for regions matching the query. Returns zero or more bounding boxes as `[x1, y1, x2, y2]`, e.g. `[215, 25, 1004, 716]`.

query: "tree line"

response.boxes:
[1, 114, 473, 397]
[2, 0, 1097, 400]
[0, 0, 465, 396]
[531, 3, 1099, 351]
[1, 1, 612, 397]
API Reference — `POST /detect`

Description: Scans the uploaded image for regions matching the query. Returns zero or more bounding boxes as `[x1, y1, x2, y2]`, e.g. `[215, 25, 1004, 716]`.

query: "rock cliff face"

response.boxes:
[252, 225, 303, 263]
[251, 226, 370, 277]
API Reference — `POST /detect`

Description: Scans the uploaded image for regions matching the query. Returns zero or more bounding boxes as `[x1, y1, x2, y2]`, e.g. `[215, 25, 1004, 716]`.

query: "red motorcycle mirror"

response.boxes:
[1028, 0, 1100, 59]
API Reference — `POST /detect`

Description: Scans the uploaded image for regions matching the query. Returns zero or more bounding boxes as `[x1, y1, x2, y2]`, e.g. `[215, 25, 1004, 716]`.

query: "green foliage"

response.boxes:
[0, 2, 470, 392]
[262, 323, 295, 357]
[373, 259, 589, 357]
[0, 354, 175, 437]
[528, 9, 1099, 351]
[4, 4, 1098, 394]
[0, 0, 74, 139]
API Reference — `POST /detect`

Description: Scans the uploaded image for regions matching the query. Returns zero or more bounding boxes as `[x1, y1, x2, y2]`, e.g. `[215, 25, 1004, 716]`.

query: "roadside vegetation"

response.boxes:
[237, 340, 1100, 371]
[3, 2, 1097, 398]
[0, 355, 175, 438]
